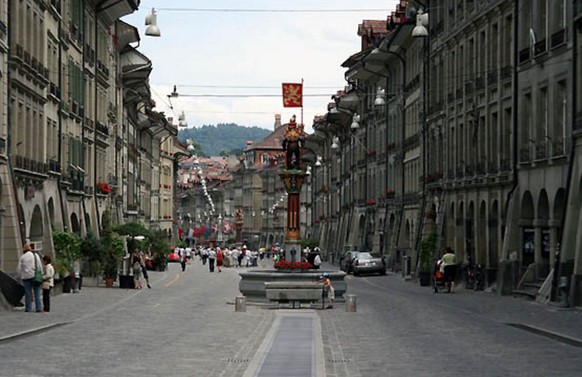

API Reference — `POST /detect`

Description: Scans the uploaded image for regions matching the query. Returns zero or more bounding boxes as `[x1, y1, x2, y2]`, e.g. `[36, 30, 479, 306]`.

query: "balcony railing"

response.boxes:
[519, 147, 531, 162]
[552, 138, 565, 157]
[535, 140, 548, 160]
[551, 29, 566, 49]
[500, 158, 511, 172]
[534, 39, 547, 56]
[519, 47, 530, 64]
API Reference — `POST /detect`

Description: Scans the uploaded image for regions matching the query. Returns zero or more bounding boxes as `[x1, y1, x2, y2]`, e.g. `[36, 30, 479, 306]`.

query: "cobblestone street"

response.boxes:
[2, 261, 582, 376]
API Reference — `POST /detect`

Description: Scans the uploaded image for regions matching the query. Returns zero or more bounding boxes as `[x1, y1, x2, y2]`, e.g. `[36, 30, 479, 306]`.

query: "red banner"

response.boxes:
[223, 221, 232, 234]
[282, 83, 303, 108]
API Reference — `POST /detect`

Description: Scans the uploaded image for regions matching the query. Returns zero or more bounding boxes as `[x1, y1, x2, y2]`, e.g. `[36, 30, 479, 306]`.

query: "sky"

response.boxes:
[122, 1, 398, 133]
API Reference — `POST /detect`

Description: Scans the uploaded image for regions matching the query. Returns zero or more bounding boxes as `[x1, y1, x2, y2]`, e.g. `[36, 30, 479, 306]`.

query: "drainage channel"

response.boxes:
[256, 316, 314, 377]
[0, 322, 71, 345]
[506, 323, 582, 348]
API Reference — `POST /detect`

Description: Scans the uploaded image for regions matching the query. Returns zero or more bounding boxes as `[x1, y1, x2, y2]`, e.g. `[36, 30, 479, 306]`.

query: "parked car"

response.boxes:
[352, 252, 386, 276]
[339, 251, 361, 274]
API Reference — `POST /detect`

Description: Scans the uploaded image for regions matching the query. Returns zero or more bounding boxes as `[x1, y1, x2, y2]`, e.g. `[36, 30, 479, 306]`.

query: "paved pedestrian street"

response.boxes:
[1, 260, 582, 377]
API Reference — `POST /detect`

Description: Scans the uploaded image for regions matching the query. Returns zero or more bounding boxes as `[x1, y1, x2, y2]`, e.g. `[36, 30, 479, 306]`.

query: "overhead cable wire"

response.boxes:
[157, 8, 388, 13]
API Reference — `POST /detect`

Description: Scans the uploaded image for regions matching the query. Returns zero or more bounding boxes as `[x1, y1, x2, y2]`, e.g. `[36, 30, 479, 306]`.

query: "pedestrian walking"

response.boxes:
[16, 244, 43, 312]
[313, 250, 322, 270]
[441, 247, 456, 293]
[140, 251, 151, 289]
[208, 247, 216, 272]
[237, 247, 245, 268]
[180, 249, 187, 272]
[316, 272, 335, 309]
[42, 255, 54, 312]
[216, 247, 224, 272]
[131, 251, 142, 290]
[200, 247, 208, 265]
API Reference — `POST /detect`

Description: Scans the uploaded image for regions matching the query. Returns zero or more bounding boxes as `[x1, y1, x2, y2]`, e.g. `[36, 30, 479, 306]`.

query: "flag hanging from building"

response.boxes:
[223, 220, 232, 234]
[282, 83, 303, 107]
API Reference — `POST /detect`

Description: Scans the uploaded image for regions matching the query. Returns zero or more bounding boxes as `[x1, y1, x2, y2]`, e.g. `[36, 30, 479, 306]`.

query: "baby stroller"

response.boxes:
[433, 260, 446, 293]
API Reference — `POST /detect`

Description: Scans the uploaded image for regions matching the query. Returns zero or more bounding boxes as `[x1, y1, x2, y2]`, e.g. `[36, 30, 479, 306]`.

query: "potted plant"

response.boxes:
[101, 233, 124, 286]
[52, 229, 81, 293]
[80, 232, 105, 278]
[100, 210, 125, 286]
[418, 228, 437, 286]
[149, 229, 170, 271]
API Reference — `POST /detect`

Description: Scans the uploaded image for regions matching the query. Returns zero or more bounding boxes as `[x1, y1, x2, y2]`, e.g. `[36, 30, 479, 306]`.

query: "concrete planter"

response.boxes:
[239, 269, 347, 302]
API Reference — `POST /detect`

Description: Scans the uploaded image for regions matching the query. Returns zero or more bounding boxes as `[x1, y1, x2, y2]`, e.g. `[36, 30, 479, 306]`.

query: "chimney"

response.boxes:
[274, 114, 281, 129]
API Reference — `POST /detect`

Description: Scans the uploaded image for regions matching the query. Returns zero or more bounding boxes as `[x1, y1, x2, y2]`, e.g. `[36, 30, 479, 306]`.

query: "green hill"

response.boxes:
[178, 123, 272, 157]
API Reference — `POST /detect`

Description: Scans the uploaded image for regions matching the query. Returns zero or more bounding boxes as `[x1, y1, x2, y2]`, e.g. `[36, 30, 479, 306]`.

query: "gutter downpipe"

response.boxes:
[553, 0, 579, 303]
[502, 0, 521, 257]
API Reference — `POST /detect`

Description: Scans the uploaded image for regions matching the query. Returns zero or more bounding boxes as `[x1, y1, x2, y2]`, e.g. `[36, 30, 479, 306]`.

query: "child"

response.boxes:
[317, 272, 334, 309]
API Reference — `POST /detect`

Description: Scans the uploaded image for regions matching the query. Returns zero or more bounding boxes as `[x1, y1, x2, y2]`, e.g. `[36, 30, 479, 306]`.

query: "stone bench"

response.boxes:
[265, 281, 325, 309]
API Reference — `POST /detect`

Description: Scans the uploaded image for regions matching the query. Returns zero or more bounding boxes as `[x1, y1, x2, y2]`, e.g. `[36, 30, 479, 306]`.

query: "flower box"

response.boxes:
[96, 181, 110, 194]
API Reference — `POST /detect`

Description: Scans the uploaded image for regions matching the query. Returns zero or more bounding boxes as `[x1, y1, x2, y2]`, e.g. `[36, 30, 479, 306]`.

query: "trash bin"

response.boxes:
[63, 273, 74, 293]
[119, 275, 134, 289]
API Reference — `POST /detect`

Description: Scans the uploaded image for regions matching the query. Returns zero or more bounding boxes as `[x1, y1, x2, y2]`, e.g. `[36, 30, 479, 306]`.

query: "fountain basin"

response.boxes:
[239, 269, 347, 302]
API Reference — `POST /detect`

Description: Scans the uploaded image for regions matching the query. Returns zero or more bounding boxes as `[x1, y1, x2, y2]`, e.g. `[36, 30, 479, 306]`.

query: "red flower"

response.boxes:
[96, 180, 110, 194]
[274, 261, 312, 270]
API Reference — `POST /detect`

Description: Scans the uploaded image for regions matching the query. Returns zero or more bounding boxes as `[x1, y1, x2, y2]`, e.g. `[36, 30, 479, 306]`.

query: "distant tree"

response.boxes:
[178, 123, 270, 156]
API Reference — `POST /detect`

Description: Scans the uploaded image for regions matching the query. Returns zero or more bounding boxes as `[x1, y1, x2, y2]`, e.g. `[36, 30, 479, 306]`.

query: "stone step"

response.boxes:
[512, 289, 537, 300]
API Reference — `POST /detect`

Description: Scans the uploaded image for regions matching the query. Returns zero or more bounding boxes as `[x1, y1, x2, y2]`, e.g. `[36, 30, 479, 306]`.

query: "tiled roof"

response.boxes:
[245, 123, 287, 151]
[358, 20, 389, 38]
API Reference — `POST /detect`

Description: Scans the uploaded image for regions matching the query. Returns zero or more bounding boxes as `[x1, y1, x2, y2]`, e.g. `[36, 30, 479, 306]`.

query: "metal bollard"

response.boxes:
[345, 294, 357, 312]
[235, 296, 246, 312]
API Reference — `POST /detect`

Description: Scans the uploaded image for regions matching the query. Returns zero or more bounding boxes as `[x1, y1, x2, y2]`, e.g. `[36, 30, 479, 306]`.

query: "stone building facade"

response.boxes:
[0, 1, 177, 276]
[308, 0, 582, 304]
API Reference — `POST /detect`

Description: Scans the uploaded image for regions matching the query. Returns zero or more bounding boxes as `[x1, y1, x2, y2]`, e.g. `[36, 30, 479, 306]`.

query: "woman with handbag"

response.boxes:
[16, 244, 44, 313]
[42, 255, 55, 312]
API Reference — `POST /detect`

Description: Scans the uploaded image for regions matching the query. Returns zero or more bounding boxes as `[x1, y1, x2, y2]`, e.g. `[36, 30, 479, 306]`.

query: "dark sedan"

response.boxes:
[352, 252, 386, 276]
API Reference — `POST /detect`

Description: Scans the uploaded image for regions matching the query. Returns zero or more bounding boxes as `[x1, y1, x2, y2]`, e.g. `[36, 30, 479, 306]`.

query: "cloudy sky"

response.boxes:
[123, 1, 398, 133]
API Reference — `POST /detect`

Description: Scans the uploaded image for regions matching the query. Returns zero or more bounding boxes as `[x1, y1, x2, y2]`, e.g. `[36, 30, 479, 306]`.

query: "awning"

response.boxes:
[335, 90, 359, 113]
[121, 47, 152, 104]
[326, 108, 352, 132]
[97, 0, 140, 25]
[116, 20, 139, 52]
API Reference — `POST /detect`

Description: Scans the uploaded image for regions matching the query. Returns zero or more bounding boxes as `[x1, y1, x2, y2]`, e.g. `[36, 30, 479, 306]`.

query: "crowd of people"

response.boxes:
[14, 240, 329, 313]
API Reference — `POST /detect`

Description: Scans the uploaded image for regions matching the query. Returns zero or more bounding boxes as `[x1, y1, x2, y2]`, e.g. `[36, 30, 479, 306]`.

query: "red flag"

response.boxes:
[223, 221, 232, 234]
[282, 83, 303, 107]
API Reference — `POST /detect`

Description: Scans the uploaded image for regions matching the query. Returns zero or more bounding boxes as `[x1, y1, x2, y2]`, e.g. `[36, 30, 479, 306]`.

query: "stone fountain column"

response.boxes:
[280, 115, 306, 262]
[280, 172, 307, 262]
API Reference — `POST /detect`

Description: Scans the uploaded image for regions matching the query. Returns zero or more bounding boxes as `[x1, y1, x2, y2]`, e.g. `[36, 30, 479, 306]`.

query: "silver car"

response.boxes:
[352, 252, 386, 276]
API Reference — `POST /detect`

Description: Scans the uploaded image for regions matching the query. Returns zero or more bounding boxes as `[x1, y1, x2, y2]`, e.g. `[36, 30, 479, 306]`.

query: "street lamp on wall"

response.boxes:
[374, 88, 386, 107]
[351, 114, 360, 130]
[412, 9, 429, 38]
[145, 8, 161, 37]
[315, 155, 323, 167]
